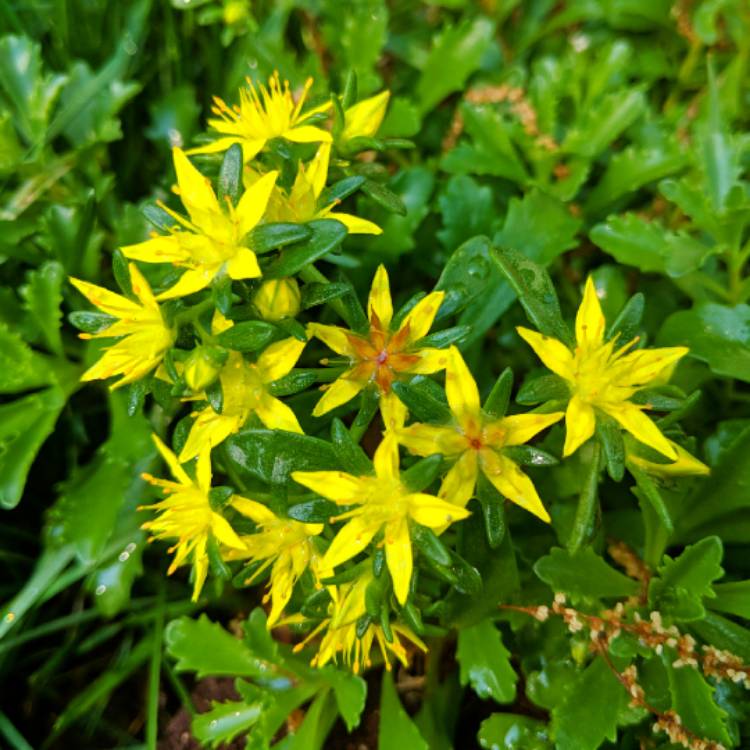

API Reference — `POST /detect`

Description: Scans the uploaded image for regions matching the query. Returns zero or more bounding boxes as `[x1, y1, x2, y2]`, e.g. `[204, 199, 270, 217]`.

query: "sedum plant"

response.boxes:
[2, 2, 750, 749]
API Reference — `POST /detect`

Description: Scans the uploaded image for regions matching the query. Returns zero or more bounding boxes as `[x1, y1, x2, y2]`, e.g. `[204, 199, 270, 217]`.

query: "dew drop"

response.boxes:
[95, 585, 107, 596]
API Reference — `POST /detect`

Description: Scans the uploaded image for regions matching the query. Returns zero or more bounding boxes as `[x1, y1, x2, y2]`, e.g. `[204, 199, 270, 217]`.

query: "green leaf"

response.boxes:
[0, 324, 57, 394]
[378, 669, 428, 750]
[330, 418, 373, 475]
[225, 429, 338, 486]
[412, 524, 452, 567]
[552, 657, 628, 750]
[301, 281, 351, 310]
[457, 619, 517, 703]
[665, 659, 730, 745]
[0, 386, 68, 509]
[484, 367, 513, 419]
[215, 320, 277, 352]
[217, 143, 243, 205]
[402, 454, 442, 492]
[264, 219, 347, 278]
[165, 614, 273, 679]
[591, 214, 718, 277]
[659, 303, 750, 383]
[287, 498, 339, 524]
[534, 547, 640, 600]
[648, 536, 724, 621]
[709, 580, 750, 619]
[192, 699, 264, 749]
[416, 17, 495, 113]
[476, 473, 506, 549]
[391, 377, 451, 424]
[360, 179, 407, 215]
[0, 35, 66, 143]
[478, 714, 552, 750]
[20, 261, 65, 355]
[249, 222, 312, 255]
[691, 612, 750, 662]
[436, 175, 496, 250]
[491, 247, 572, 345]
[328, 669, 367, 732]
[564, 88, 646, 158]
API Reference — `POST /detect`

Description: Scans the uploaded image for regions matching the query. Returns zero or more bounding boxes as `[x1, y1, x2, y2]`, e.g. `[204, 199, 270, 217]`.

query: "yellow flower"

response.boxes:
[140, 434, 246, 601]
[627, 440, 710, 478]
[342, 90, 390, 142]
[293, 570, 426, 674]
[517, 277, 689, 460]
[264, 143, 381, 234]
[70, 264, 174, 389]
[253, 277, 302, 321]
[188, 72, 332, 161]
[179, 337, 306, 461]
[122, 148, 276, 300]
[398, 347, 563, 521]
[222, 497, 324, 626]
[307, 265, 448, 422]
[292, 434, 469, 605]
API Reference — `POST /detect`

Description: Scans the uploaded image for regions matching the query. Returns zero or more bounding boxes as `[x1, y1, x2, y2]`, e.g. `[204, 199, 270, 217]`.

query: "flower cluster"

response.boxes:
[69, 70, 708, 675]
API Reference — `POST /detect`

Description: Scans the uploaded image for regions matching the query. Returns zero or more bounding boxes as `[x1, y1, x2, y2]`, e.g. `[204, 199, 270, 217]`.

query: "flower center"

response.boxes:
[469, 436, 483, 450]
[376, 349, 389, 365]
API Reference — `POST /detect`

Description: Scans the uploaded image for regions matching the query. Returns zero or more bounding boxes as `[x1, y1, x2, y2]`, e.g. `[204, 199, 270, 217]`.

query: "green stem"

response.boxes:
[0, 711, 34, 750]
[146, 590, 165, 750]
[172, 297, 215, 327]
[165, 662, 195, 717]
[567, 442, 601, 553]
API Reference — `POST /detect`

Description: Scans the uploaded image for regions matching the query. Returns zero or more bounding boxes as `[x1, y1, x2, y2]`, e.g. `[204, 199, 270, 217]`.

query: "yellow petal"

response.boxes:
[173, 147, 221, 221]
[186, 136, 248, 157]
[195, 444, 213, 493]
[373, 433, 400, 480]
[384, 517, 412, 605]
[323, 516, 379, 570]
[151, 433, 192, 485]
[398, 423, 467, 457]
[601, 401, 677, 460]
[398, 291, 444, 345]
[210, 512, 246, 549]
[69, 277, 140, 317]
[285, 125, 333, 143]
[312, 376, 365, 417]
[480, 451, 550, 523]
[407, 347, 450, 374]
[563, 395, 596, 457]
[306, 143, 330, 199]
[191, 541, 209, 602]
[307, 322, 359, 357]
[292, 470, 366, 504]
[255, 392, 303, 433]
[368, 265, 393, 329]
[121, 235, 187, 264]
[575, 276, 606, 348]
[179, 410, 243, 462]
[500, 411, 565, 447]
[324, 211, 382, 235]
[628, 440, 710, 477]
[157, 268, 214, 300]
[236, 170, 278, 237]
[614, 346, 689, 388]
[445, 346, 480, 418]
[126, 264, 159, 310]
[380, 391, 408, 432]
[343, 90, 390, 140]
[438, 450, 478, 507]
[516, 327, 575, 382]
[407, 493, 471, 528]
[226, 247, 261, 280]
[232, 495, 277, 523]
[257, 337, 306, 382]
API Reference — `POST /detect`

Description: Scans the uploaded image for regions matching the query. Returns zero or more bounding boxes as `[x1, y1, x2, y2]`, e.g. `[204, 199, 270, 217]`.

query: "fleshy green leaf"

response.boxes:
[378, 669, 428, 750]
[457, 619, 517, 703]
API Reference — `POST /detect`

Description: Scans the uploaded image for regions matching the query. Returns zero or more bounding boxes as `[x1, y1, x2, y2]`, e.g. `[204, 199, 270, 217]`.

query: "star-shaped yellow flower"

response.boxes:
[293, 570, 426, 674]
[308, 265, 448, 421]
[122, 148, 277, 300]
[140, 435, 246, 601]
[397, 347, 563, 522]
[179, 337, 306, 461]
[341, 90, 390, 142]
[626, 439, 710, 478]
[517, 277, 689, 460]
[263, 143, 381, 234]
[292, 434, 469, 605]
[70, 263, 174, 389]
[188, 72, 332, 161]
[222, 497, 324, 626]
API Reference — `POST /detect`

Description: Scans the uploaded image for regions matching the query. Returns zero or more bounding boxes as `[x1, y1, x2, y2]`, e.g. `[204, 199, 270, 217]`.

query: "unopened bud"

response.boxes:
[184, 346, 227, 391]
[254, 278, 301, 322]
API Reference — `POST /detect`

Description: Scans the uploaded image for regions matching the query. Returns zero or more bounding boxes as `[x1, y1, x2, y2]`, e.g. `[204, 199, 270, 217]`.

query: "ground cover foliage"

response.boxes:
[1, 1, 750, 748]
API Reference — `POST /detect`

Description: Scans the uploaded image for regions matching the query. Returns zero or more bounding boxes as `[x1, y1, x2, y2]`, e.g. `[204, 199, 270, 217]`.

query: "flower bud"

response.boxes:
[184, 346, 227, 392]
[254, 278, 302, 322]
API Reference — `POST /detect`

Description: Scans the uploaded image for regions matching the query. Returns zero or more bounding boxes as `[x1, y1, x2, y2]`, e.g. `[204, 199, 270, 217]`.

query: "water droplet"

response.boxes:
[248, 58, 258, 70]
[4, 612, 15, 623]
[95, 585, 107, 596]
[467, 256, 489, 279]
[118, 551, 130, 562]
[126, 542, 137, 553]
[122, 33, 138, 56]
